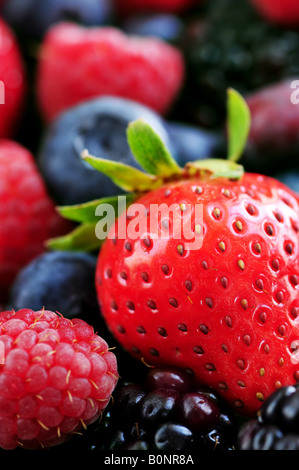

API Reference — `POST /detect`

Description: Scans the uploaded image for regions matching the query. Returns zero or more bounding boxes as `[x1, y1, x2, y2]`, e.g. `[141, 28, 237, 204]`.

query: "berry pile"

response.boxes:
[238, 384, 299, 450]
[82, 367, 239, 451]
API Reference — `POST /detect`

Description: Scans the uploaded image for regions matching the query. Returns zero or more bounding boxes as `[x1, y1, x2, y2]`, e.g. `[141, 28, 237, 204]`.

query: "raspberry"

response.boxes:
[0, 17, 26, 138]
[0, 309, 118, 450]
[86, 367, 238, 451]
[36, 23, 185, 122]
[0, 140, 71, 303]
[244, 79, 299, 171]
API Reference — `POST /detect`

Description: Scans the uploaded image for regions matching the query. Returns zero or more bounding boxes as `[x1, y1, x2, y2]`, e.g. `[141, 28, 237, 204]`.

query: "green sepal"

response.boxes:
[185, 158, 244, 180]
[57, 193, 136, 223]
[46, 222, 103, 252]
[227, 88, 251, 163]
[127, 119, 182, 177]
[82, 150, 159, 192]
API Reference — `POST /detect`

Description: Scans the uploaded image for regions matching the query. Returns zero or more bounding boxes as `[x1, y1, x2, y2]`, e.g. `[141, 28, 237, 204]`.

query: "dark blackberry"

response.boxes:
[176, 0, 299, 129]
[85, 367, 239, 451]
[238, 384, 299, 450]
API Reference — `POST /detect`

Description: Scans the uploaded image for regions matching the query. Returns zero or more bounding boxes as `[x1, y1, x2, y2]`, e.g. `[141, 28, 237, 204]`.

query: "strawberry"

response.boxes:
[49, 90, 299, 417]
[0, 17, 26, 138]
[36, 22, 185, 123]
[250, 0, 299, 25]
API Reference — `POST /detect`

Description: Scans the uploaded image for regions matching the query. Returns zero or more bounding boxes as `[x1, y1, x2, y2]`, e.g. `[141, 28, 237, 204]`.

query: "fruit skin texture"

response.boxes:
[245, 79, 299, 172]
[0, 17, 26, 138]
[0, 308, 118, 450]
[0, 140, 71, 303]
[96, 172, 299, 417]
[250, 0, 299, 25]
[36, 22, 185, 122]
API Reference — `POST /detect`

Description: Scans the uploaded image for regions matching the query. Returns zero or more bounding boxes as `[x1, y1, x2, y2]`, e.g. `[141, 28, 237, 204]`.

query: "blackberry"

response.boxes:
[83, 367, 239, 451]
[238, 384, 299, 450]
[176, 0, 299, 128]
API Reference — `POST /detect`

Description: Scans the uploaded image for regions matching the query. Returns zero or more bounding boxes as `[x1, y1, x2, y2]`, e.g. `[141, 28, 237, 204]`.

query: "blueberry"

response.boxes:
[38, 96, 178, 205]
[165, 121, 224, 166]
[178, 392, 220, 433]
[122, 14, 184, 43]
[1, 0, 112, 37]
[8, 250, 100, 325]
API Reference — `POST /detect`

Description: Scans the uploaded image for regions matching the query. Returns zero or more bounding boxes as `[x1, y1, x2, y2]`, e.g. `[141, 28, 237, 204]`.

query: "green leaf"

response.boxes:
[46, 222, 103, 252]
[82, 150, 158, 192]
[127, 119, 182, 177]
[186, 158, 244, 180]
[227, 88, 251, 163]
[57, 194, 136, 223]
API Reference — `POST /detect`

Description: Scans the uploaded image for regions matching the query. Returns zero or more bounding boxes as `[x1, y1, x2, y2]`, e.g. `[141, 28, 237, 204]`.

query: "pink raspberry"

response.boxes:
[0, 309, 118, 450]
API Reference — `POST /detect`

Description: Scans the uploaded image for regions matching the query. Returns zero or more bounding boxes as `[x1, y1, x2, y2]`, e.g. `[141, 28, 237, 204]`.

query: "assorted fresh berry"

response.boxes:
[0, 17, 26, 138]
[0, 140, 71, 304]
[238, 384, 299, 450]
[36, 22, 185, 122]
[0, 308, 118, 450]
[71, 366, 238, 451]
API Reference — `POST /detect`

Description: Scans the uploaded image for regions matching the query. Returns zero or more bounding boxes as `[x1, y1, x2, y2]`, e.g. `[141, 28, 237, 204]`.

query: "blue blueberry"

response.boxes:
[37, 96, 178, 205]
[165, 121, 224, 166]
[1, 0, 112, 37]
[8, 251, 101, 325]
[122, 14, 183, 43]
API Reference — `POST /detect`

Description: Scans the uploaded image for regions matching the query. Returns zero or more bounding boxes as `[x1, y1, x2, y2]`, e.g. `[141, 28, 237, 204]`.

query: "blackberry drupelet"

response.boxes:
[84, 367, 239, 451]
[176, 0, 299, 128]
[238, 384, 299, 450]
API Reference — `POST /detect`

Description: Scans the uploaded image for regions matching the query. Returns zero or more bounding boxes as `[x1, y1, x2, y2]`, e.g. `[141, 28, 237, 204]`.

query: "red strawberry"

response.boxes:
[0, 308, 118, 450]
[0, 140, 71, 303]
[0, 17, 26, 138]
[50, 90, 299, 417]
[113, 0, 201, 15]
[36, 22, 185, 123]
[250, 0, 299, 25]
